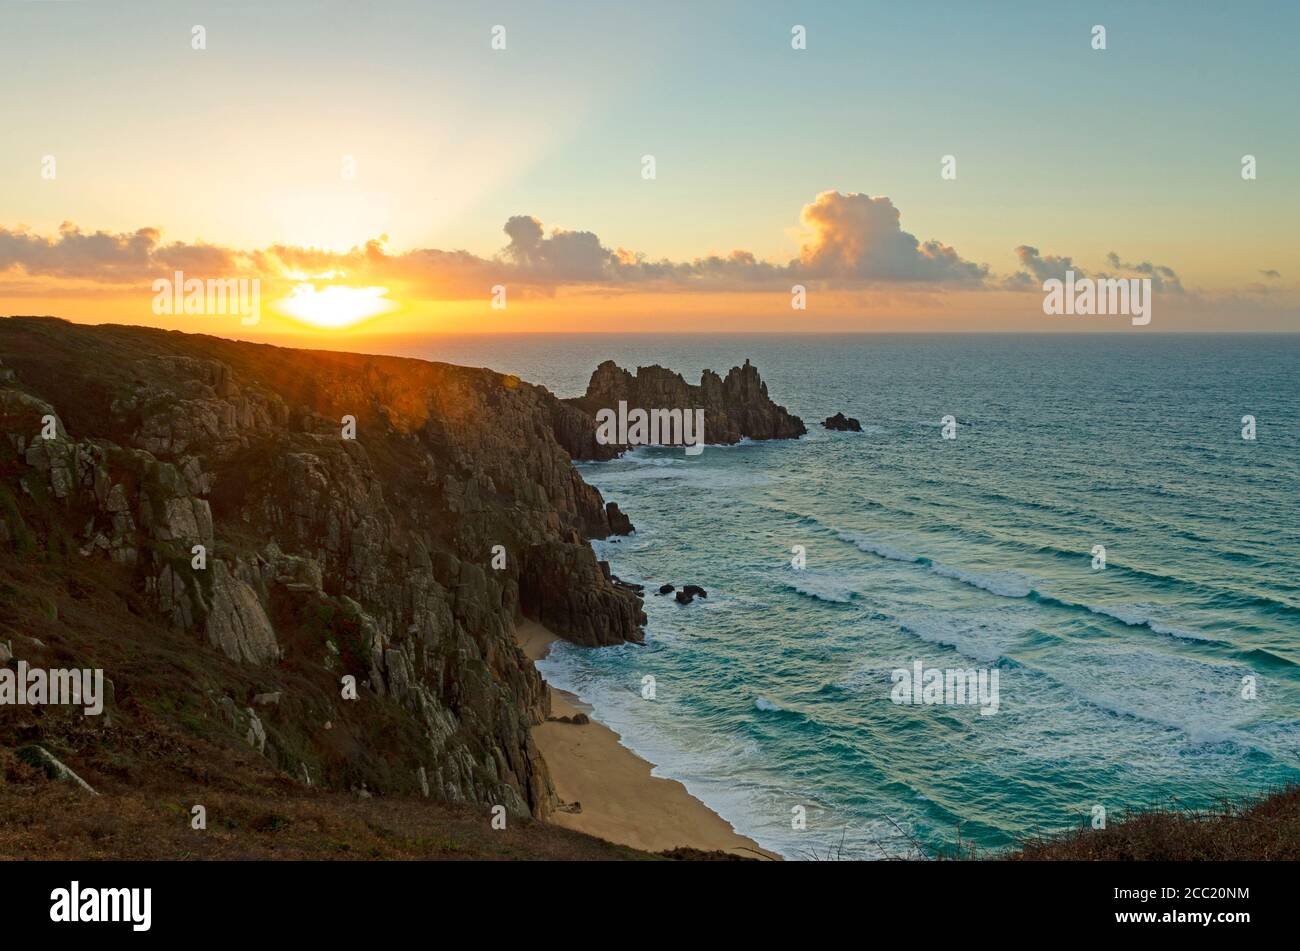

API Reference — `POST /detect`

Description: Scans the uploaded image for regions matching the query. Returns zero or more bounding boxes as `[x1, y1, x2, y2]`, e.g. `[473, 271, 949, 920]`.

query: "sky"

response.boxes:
[0, 0, 1297, 335]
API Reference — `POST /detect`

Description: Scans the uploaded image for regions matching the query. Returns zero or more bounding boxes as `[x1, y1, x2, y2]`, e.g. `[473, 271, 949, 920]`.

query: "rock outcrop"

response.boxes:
[674, 585, 708, 605]
[15, 745, 98, 795]
[822, 412, 862, 432]
[0, 317, 654, 820]
[558, 358, 805, 458]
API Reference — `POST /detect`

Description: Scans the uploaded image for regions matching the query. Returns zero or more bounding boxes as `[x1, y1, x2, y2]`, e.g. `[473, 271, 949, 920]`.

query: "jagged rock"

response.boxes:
[606, 501, 633, 534]
[658, 584, 674, 595]
[105, 483, 130, 513]
[205, 561, 280, 665]
[213, 695, 267, 754]
[245, 707, 267, 753]
[673, 584, 710, 605]
[560, 358, 805, 458]
[823, 412, 863, 432]
[252, 691, 281, 707]
[519, 541, 646, 647]
[612, 576, 644, 594]
[16, 745, 98, 795]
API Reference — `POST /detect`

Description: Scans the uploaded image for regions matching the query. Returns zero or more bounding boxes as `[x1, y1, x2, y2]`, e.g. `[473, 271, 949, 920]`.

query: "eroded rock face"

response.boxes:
[519, 542, 646, 647]
[205, 560, 281, 665]
[0, 317, 657, 818]
[560, 358, 805, 457]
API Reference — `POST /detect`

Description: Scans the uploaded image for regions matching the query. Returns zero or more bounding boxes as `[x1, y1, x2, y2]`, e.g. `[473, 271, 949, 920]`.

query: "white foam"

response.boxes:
[786, 573, 858, 604]
[837, 531, 920, 564]
[1086, 603, 1219, 642]
[929, 564, 1033, 598]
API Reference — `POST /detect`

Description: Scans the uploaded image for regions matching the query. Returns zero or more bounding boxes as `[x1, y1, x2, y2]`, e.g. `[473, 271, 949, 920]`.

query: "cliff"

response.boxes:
[0, 317, 646, 825]
[557, 358, 806, 459]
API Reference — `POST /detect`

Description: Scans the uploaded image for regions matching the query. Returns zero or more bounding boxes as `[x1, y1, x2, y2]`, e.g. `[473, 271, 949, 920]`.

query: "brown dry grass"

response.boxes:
[1011, 786, 1300, 861]
[0, 753, 654, 860]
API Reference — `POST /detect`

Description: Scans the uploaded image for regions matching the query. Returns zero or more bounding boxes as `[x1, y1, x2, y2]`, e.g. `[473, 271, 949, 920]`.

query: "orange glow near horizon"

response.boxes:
[4, 283, 1297, 337]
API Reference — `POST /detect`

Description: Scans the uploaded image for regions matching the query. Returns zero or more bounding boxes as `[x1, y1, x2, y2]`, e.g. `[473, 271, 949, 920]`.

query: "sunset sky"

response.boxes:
[1, 0, 1297, 335]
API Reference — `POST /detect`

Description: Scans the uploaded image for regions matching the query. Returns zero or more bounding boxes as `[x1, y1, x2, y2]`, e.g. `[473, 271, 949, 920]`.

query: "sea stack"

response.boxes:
[556, 358, 806, 459]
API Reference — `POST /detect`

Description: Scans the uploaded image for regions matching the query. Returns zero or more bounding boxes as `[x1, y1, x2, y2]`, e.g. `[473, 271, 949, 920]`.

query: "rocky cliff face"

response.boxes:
[559, 358, 805, 458]
[0, 317, 647, 818]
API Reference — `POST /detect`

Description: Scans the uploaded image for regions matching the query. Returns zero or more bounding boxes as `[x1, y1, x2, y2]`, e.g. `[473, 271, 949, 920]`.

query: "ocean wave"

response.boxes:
[930, 563, 1033, 598]
[1234, 647, 1300, 670]
[625, 451, 683, 467]
[1211, 590, 1300, 620]
[893, 617, 1015, 666]
[836, 530, 1235, 645]
[1052, 674, 1253, 748]
[782, 574, 859, 604]
[1082, 603, 1226, 644]
[860, 622, 1264, 751]
[836, 532, 923, 564]
[838, 530, 1034, 598]
[826, 493, 1284, 616]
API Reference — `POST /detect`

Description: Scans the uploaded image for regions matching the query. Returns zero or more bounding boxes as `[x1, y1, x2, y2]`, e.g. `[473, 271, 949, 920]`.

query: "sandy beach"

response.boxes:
[515, 619, 778, 859]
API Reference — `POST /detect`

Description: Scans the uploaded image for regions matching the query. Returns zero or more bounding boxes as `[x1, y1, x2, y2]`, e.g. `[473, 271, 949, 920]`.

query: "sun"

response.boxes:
[275, 283, 397, 329]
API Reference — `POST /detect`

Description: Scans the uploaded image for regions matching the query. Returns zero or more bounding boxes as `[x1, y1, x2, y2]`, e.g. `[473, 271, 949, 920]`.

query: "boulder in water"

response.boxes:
[822, 412, 862, 432]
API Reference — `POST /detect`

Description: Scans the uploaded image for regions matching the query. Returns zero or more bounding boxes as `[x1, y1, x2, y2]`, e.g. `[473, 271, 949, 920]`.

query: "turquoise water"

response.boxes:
[416, 334, 1300, 859]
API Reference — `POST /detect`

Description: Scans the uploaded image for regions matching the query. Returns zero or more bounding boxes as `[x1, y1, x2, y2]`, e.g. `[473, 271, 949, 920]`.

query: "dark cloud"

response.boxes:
[1005, 245, 1084, 288]
[1105, 252, 1183, 293]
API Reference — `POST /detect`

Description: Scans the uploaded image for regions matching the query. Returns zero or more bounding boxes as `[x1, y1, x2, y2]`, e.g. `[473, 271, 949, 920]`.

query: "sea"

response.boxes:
[407, 333, 1300, 859]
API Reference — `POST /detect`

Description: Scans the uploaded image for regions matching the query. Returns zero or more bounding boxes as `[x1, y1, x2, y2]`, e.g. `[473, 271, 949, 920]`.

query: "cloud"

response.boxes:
[3, 193, 1212, 306]
[1004, 247, 1186, 295]
[794, 191, 987, 284]
[0, 223, 239, 282]
[1260, 269, 1281, 279]
[502, 215, 614, 281]
[493, 192, 988, 289]
[1004, 245, 1084, 288]
[1105, 252, 1184, 293]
